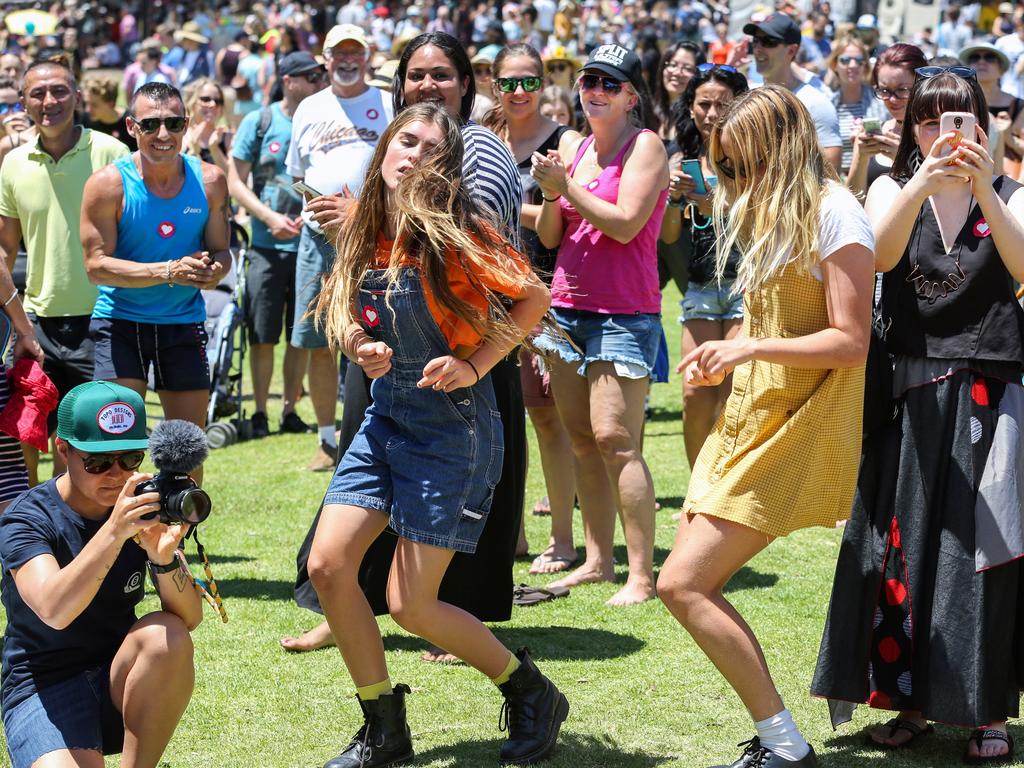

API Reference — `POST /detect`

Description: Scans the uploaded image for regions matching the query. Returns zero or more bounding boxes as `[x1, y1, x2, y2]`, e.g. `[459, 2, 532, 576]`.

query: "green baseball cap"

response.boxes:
[56, 381, 149, 452]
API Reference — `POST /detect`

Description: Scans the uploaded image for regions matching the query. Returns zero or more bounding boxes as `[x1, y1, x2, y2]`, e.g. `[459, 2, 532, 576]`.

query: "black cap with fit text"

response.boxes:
[579, 44, 644, 85]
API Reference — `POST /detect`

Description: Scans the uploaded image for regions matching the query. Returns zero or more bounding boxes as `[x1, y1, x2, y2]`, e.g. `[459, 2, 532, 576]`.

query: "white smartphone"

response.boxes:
[938, 111, 976, 159]
[291, 180, 323, 199]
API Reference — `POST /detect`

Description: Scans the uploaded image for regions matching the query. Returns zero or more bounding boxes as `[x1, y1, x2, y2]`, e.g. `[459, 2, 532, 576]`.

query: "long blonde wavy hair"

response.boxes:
[708, 85, 839, 293]
[314, 103, 532, 353]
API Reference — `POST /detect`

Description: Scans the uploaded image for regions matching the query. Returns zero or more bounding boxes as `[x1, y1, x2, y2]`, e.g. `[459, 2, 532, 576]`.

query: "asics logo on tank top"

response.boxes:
[593, 45, 629, 67]
[182, 206, 203, 214]
[158, 221, 176, 238]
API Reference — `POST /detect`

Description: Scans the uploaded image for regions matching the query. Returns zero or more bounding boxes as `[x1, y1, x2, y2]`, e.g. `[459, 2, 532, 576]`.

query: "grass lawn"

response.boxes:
[3, 283, 1017, 768]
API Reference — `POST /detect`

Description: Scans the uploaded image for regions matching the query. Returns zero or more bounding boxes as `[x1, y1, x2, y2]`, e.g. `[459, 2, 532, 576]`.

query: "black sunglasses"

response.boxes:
[302, 69, 326, 83]
[131, 116, 188, 134]
[966, 52, 1002, 65]
[750, 35, 783, 48]
[915, 65, 977, 80]
[495, 76, 543, 93]
[715, 155, 763, 180]
[547, 61, 571, 72]
[579, 73, 623, 94]
[697, 63, 738, 74]
[75, 449, 146, 475]
[198, 95, 224, 106]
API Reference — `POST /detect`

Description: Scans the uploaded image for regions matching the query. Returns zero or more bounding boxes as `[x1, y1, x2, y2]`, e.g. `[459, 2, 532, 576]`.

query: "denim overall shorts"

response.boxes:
[324, 268, 504, 553]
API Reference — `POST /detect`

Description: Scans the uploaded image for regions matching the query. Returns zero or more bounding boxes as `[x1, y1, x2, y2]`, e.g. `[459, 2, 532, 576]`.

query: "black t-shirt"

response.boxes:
[0, 479, 146, 713]
[83, 113, 138, 153]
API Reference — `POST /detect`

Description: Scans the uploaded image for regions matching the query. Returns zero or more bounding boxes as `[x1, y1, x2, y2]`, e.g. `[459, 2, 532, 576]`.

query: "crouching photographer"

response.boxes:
[0, 381, 203, 768]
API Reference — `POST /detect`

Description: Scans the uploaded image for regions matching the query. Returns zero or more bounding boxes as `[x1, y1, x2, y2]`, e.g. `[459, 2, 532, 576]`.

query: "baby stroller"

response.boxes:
[203, 222, 253, 449]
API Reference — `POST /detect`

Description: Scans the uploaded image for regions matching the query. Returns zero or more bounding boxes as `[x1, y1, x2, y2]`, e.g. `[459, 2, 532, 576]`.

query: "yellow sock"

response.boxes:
[356, 678, 392, 701]
[490, 653, 520, 686]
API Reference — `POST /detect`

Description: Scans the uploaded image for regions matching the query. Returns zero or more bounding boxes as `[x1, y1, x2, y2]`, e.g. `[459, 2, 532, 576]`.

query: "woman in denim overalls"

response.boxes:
[306, 104, 567, 768]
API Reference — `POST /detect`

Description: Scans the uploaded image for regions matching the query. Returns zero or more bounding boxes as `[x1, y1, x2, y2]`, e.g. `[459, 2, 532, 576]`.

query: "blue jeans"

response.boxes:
[680, 279, 743, 323]
[3, 667, 123, 768]
[291, 226, 336, 349]
[534, 307, 662, 379]
[324, 269, 502, 553]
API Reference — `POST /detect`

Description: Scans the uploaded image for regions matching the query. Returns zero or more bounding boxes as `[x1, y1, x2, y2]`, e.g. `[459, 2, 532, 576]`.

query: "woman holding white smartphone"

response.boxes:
[813, 68, 1024, 764]
[662, 63, 748, 468]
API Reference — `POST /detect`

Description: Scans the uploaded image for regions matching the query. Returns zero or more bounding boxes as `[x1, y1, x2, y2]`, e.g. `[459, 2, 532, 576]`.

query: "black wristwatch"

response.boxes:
[147, 558, 180, 575]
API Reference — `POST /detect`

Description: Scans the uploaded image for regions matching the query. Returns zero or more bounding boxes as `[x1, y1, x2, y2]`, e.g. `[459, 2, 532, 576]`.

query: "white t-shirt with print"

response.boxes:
[286, 85, 394, 230]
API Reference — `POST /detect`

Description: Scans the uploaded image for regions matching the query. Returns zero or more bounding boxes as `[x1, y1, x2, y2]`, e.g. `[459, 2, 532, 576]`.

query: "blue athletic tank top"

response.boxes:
[92, 154, 209, 324]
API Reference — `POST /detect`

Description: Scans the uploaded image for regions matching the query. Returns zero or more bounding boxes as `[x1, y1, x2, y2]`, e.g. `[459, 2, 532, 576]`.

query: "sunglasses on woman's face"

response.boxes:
[0, 101, 23, 114]
[473, 66, 492, 77]
[838, 55, 864, 66]
[966, 52, 1001, 65]
[715, 154, 762, 180]
[547, 62, 570, 73]
[914, 65, 977, 80]
[873, 85, 911, 100]
[75, 449, 146, 475]
[579, 73, 623, 94]
[495, 76, 543, 93]
[132, 116, 188, 134]
[198, 95, 224, 106]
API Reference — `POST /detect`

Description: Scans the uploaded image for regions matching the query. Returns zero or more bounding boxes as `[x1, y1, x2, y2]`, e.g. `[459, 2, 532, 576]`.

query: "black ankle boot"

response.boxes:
[497, 648, 569, 765]
[323, 684, 414, 768]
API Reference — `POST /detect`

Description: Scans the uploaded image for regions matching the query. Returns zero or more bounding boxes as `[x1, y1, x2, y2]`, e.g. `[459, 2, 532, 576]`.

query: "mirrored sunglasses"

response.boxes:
[495, 76, 543, 93]
[914, 65, 977, 80]
[75, 449, 146, 474]
[579, 73, 623, 94]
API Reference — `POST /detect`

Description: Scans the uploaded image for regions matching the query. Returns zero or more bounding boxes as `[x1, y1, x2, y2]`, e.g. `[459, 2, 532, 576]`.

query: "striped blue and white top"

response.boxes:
[462, 122, 523, 237]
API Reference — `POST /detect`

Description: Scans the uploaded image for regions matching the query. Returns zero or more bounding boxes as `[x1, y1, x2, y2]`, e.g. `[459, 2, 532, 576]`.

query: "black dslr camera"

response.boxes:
[137, 473, 212, 525]
[135, 420, 213, 526]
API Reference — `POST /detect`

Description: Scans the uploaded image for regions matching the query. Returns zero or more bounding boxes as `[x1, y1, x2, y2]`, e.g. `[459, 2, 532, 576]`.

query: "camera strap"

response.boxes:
[184, 526, 229, 624]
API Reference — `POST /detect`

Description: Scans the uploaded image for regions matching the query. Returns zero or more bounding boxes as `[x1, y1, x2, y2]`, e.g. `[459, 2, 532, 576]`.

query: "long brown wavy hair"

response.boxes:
[314, 103, 534, 352]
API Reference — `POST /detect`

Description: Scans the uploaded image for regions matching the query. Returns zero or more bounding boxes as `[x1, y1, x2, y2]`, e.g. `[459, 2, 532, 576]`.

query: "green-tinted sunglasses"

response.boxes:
[495, 76, 543, 94]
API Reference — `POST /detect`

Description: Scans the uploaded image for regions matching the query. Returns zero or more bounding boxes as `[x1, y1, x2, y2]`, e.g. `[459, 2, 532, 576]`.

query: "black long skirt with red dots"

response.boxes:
[811, 360, 1024, 729]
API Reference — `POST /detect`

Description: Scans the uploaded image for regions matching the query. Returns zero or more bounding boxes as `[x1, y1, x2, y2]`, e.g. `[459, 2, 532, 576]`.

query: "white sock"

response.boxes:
[318, 426, 337, 448]
[754, 709, 810, 762]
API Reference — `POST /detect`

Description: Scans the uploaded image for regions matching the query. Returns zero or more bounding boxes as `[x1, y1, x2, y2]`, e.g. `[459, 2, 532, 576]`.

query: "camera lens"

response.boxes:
[955, 117, 963, 128]
[178, 488, 212, 525]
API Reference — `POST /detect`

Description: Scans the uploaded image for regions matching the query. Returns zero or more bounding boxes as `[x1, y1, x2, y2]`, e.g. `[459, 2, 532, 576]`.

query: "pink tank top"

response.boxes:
[552, 129, 666, 315]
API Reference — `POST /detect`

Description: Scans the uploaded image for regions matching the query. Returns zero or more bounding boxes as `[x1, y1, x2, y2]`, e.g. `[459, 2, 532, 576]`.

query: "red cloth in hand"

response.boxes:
[0, 359, 59, 452]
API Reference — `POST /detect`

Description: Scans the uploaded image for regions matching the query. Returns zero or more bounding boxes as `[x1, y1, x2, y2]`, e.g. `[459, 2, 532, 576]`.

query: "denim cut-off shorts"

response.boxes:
[534, 307, 662, 379]
[680, 280, 744, 323]
[4, 667, 123, 768]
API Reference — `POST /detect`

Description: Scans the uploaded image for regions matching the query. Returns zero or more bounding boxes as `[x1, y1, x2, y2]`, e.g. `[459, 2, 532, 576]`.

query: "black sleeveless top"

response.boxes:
[881, 175, 1024, 366]
[688, 206, 739, 285]
[866, 154, 891, 192]
[517, 125, 570, 281]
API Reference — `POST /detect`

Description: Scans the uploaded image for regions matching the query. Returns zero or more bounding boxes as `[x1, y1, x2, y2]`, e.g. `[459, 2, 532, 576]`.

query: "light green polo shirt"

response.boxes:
[0, 128, 129, 317]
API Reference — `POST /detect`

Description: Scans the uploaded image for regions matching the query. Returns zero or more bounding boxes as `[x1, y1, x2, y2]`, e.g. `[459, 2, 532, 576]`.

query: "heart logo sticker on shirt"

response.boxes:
[269, 141, 281, 154]
[974, 218, 991, 238]
[362, 305, 380, 328]
[158, 221, 176, 238]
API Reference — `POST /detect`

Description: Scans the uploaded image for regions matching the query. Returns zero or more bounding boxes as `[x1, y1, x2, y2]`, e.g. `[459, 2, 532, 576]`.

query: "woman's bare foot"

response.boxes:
[529, 543, 579, 574]
[548, 559, 615, 591]
[279, 620, 336, 653]
[607, 575, 657, 606]
[421, 645, 461, 664]
[866, 711, 929, 748]
[965, 722, 1010, 761]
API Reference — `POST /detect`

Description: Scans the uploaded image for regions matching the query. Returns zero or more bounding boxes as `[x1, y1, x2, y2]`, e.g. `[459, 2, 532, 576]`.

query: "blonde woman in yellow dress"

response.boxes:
[657, 85, 876, 768]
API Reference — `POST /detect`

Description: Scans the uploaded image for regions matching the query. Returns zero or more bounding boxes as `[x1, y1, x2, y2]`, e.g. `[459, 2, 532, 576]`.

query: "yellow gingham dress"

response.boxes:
[683, 263, 865, 537]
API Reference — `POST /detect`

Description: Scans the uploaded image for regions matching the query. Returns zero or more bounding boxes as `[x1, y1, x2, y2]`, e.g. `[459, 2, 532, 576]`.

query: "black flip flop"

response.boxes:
[964, 729, 1015, 765]
[865, 718, 934, 750]
[512, 583, 569, 606]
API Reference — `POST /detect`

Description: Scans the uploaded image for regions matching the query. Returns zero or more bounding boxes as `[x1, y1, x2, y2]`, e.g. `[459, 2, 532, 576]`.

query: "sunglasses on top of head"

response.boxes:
[131, 116, 188, 134]
[74, 449, 146, 475]
[697, 63, 738, 74]
[914, 65, 977, 80]
[495, 76, 543, 93]
[579, 73, 623, 94]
